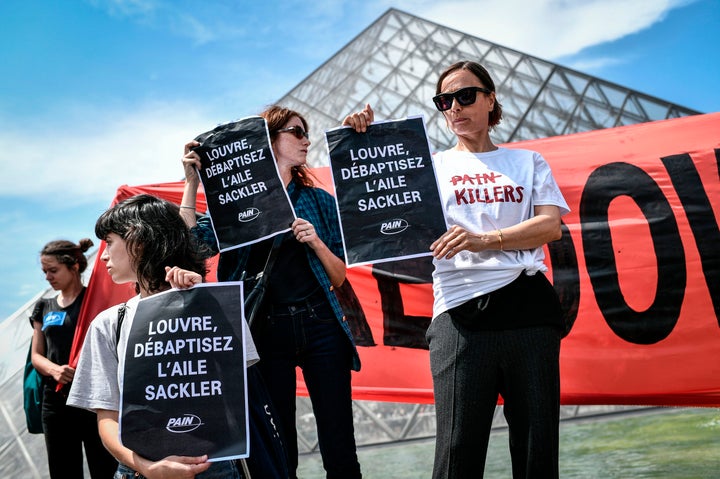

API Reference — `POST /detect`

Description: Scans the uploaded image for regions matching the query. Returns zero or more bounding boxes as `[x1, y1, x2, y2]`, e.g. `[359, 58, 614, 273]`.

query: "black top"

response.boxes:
[30, 288, 86, 389]
[267, 233, 320, 304]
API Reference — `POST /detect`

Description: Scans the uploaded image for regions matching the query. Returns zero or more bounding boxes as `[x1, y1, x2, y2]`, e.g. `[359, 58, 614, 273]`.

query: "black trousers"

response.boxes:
[427, 273, 562, 479]
[42, 387, 117, 479]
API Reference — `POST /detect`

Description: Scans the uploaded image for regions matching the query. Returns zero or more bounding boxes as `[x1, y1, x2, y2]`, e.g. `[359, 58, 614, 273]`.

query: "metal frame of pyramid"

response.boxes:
[0, 8, 697, 476]
[274, 7, 694, 455]
[278, 8, 699, 169]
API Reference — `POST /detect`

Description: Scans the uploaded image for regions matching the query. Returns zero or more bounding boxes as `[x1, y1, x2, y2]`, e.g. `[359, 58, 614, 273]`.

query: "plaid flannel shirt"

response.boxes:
[191, 181, 360, 371]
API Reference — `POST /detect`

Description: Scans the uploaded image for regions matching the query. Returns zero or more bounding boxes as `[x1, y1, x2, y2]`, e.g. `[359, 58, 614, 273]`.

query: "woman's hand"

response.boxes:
[180, 140, 203, 227]
[342, 103, 374, 132]
[292, 218, 320, 248]
[98, 410, 211, 479]
[51, 364, 75, 384]
[431, 225, 493, 260]
[165, 266, 202, 289]
[291, 218, 347, 287]
[182, 140, 202, 185]
[431, 206, 563, 259]
[141, 455, 212, 479]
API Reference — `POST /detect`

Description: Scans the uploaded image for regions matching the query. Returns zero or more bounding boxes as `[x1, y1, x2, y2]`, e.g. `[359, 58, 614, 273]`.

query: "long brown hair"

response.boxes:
[260, 105, 315, 188]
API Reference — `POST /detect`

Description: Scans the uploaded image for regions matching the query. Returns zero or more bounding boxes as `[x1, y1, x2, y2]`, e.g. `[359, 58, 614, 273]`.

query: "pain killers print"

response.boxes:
[433, 147, 568, 235]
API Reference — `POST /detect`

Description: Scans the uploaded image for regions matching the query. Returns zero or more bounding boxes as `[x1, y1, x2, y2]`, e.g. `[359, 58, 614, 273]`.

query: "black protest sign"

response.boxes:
[194, 117, 295, 251]
[326, 117, 446, 266]
[120, 283, 248, 462]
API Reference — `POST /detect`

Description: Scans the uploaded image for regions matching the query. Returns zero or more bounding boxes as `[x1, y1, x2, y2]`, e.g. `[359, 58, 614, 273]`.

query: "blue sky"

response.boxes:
[2, 0, 719, 321]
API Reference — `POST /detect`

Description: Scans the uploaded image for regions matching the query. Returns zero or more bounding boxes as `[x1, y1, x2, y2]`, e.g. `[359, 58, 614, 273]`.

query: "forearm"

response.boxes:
[499, 205, 562, 251]
[31, 352, 63, 378]
[180, 140, 203, 228]
[97, 411, 210, 479]
[31, 329, 71, 382]
[179, 178, 200, 228]
[432, 205, 562, 259]
[97, 411, 140, 470]
[314, 242, 346, 287]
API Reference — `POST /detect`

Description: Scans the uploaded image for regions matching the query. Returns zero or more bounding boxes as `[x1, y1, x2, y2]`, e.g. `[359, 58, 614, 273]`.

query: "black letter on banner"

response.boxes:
[661, 151, 720, 326]
[580, 162, 685, 344]
[547, 221, 580, 337]
[371, 257, 433, 350]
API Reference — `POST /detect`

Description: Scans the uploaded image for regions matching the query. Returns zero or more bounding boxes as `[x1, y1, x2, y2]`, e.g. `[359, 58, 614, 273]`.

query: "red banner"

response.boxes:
[71, 112, 720, 406]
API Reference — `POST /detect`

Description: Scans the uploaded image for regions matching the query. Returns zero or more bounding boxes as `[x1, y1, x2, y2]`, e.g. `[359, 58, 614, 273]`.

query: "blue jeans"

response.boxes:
[114, 460, 240, 479]
[257, 294, 361, 479]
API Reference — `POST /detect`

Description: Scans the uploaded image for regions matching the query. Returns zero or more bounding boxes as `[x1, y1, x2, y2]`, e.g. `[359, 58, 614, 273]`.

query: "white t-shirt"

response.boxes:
[431, 147, 570, 318]
[67, 294, 259, 412]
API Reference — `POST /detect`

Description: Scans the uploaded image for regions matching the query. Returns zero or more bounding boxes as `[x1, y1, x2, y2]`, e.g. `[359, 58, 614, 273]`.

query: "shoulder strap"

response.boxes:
[244, 183, 303, 283]
[259, 183, 303, 277]
[115, 303, 127, 347]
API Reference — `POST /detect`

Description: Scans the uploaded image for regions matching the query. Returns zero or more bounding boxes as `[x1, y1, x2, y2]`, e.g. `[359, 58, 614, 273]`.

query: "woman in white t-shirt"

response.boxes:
[343, 61, 569, 479]
[67, 194, 257, 479]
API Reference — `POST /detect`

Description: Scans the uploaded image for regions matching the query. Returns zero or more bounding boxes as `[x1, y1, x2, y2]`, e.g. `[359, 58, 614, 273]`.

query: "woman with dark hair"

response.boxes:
[180, 106, 362, 479]
[344, 61, 569, 478]
[67, 194, 257, 479]
[30, 238, 118, 479]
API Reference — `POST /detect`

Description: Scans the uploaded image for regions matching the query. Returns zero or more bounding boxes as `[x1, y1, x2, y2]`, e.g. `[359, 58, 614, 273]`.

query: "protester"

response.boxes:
[180, 105, 362, 479]
[343, 60, 570, 478]
[67, 194, 257, 479]
[30, 239, 118, 479]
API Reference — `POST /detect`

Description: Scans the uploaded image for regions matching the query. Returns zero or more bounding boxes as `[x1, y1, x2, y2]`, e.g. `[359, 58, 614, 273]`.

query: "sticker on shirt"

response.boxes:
[42, 311, 66, 331]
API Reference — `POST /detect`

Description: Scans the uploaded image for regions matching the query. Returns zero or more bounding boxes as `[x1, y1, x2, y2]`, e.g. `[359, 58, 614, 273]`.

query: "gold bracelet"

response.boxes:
[179, 205, 196, 210]
[497, 229, 504, 251]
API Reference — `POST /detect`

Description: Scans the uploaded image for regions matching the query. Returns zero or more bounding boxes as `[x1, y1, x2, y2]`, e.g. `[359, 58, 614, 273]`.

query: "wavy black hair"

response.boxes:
[95, 194, 207, 295]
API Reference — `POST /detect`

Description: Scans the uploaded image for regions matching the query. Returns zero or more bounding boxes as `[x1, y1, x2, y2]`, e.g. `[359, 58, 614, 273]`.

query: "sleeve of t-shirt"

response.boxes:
[29, 299, 46, 327]
[533, 152, 570, 216]
[243, 320, 260, 367]
[66, 312, 121, 412]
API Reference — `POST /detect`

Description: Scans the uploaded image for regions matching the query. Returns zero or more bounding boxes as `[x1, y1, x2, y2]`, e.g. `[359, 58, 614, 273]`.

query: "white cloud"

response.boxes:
[2, 0, 698, 205]
[0, 102, 219, 204]
[566, 55, 628, 73]
[400, 0, 695, 59]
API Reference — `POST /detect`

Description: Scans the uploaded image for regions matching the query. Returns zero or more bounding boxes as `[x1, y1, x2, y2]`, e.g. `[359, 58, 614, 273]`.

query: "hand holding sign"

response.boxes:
[192, 117, 296, 252]
[120, 283, 249, 462]
[326, 116, 447, 266]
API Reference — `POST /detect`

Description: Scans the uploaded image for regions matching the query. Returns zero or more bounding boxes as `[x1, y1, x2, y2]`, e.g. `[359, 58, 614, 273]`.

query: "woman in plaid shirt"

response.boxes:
[180, 105, 362, 479]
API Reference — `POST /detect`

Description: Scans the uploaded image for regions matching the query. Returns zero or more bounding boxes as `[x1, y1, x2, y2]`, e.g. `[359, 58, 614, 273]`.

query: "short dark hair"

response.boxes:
[95, 194, 207, 295]
[436, 60, 503, 129]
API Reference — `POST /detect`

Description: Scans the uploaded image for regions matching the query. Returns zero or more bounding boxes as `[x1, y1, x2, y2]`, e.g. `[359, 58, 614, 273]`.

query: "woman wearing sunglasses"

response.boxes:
[180, 106, 362, 479]
[344, 61, 569, 479]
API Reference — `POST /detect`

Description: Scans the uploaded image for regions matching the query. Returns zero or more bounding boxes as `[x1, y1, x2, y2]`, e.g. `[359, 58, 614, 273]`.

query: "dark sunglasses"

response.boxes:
[432, 86, 492, 112]
[277, 125, 309, 139]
